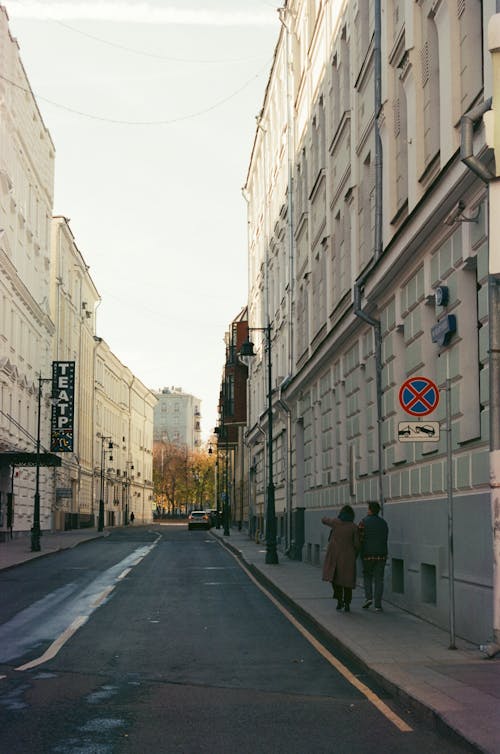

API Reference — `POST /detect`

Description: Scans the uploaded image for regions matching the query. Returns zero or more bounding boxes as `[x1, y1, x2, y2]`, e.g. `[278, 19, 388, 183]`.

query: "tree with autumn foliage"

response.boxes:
[153, 441, 215, 517]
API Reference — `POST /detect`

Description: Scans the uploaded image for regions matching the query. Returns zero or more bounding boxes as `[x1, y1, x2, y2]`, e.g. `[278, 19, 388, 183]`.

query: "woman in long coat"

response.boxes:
[322, 505, 360, 612]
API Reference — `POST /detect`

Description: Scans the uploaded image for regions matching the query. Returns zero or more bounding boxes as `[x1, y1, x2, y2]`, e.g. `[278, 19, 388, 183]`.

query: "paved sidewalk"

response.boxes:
[211, 527, 500, 754]
[0, 528, 108, 571]
[0, 525, 498, 752]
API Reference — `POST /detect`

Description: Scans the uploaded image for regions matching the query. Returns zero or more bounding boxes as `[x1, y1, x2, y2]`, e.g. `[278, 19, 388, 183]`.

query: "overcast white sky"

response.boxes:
[4, 0, 280, 439]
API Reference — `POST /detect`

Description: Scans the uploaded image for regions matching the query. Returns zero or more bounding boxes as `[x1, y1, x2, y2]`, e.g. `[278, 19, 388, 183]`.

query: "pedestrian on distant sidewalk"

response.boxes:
[130, 512, 135, 523]
[358, 501, 388, 612]
[322, 505, 360, 612]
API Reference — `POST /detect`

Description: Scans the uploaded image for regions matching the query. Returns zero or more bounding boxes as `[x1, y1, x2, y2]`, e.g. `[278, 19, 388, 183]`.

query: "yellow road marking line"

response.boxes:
[15, 615, 88, 671]
[221, 541, 413, 733]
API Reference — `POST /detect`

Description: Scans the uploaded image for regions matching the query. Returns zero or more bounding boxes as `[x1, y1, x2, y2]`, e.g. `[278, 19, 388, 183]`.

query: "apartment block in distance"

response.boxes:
[153, 387, 202, 450]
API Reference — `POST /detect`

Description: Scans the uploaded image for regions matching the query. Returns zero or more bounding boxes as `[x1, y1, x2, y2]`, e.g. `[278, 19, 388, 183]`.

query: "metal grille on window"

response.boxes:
[393, 98, 401, 137]
[420, 42, 430, 86]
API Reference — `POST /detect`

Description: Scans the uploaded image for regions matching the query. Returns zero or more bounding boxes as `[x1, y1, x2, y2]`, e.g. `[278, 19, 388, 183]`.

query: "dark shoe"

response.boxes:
[336, 601, 343, 610]
[374, 606, 383, 612]
[344, 603, 350, 612]
[362, 599, 372, 609]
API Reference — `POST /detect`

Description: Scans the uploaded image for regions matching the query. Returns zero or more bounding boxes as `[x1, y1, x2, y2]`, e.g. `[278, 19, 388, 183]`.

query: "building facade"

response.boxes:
[94, 339, 156, 526]
[50, 216, 100, 529]
[243, 0, 497, 644]
[0, 6, 56, 538]
[0, 7, 156, 538]
[216, 309, 249, 530]
[153, 387, 202, 450]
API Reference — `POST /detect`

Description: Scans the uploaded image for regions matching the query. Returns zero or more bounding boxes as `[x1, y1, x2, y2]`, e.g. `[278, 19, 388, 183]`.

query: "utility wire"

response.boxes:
[0, 60, 270, 125]
[52, 19, 266, 64]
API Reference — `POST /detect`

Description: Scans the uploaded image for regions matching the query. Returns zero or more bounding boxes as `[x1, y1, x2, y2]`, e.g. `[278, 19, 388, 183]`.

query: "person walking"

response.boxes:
[358, 501, 388, 612]
[322, 505, 360, 612]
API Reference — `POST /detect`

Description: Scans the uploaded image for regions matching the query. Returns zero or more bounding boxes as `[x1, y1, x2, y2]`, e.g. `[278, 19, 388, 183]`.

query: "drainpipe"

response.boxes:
[256, 423, 267, 541]
[277, 379, 292, 553]
[243, 431, 253, 535]
[354, 284, 385, 515]
[279, 6, 295, 376]
[352, 0, 384, 512]
[374, 0, 383, 259]
[465, 19, 500, 654]
[460, 98, 493, 183]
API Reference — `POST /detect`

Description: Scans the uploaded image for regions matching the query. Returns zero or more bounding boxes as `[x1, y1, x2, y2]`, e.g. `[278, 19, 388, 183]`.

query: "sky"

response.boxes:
[4, 0, 280, 439]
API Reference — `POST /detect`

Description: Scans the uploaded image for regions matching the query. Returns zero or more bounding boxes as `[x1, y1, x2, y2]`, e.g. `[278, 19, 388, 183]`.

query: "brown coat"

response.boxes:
[321, 517, 360, 588]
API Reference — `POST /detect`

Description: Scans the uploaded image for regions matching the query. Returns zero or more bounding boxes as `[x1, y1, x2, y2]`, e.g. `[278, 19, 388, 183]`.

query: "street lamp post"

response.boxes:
[32, 374, 54, 552]
[223, 426, 230, 537]
[123, 460, 134, 526]
[240, 324, 278, 564]
[98, 435, 113, 532]
[215, 453, 220, 529]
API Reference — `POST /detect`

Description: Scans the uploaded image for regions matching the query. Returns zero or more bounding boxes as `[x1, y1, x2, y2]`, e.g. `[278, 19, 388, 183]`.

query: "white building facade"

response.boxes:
[244, 0, 497, 644]
[0, 6, 56, 538]
[153, 387, 202, 450]
[0, 7, 156, 538]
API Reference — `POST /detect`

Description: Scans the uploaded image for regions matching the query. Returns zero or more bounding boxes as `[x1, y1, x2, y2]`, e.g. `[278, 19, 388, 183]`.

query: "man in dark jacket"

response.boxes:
[358, 501, 388, 612]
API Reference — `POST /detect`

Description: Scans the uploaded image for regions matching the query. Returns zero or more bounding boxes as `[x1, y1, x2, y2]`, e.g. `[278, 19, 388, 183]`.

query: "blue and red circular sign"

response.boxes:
[399, 377, 439, 416]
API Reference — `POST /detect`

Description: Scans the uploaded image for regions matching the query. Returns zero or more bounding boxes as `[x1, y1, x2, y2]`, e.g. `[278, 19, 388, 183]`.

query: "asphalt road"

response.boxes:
[0, 525, 473, 753]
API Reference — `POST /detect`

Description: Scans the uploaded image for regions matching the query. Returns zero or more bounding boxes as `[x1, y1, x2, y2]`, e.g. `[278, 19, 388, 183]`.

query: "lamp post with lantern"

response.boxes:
[31, 374, 59, 552]
[98, 434, 114, 532]
[239, 323, 278, 564]
[124, 459, 134, 525]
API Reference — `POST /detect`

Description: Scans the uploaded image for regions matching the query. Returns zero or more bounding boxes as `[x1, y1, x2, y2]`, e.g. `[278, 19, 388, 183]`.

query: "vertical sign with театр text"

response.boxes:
[51, 361, 75, 452]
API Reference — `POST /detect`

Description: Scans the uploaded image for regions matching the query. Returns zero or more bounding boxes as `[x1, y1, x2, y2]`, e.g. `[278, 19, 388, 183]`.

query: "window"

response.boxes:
[394, 75, 408, 211]
[420, 13, 440, 168]
[458, 0, 483, 114]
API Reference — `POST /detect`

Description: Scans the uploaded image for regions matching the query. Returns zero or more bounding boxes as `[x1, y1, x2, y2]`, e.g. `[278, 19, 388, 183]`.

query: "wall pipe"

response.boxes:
[353, 284, 385, 514]
[278, 5, 295, 377]
[352, 0, 384, 512]
[459, 74, 499, 652]
[374, 0, 383, 259]
[277, 379, 292, 553]
[460, 98, 493, 183]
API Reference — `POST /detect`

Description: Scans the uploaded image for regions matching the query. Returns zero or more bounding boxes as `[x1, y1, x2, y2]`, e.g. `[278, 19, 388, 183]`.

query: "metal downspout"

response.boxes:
[460, 87, 499, 652]
[460, 98, 493, 183]
[256, 423, 267, 540]
[374, 0, 383, 259]
[352, 0, 385, 512]
[277, 381, 292, 553]
[279, 6, 295, 376]
[354, 285, 385, 514]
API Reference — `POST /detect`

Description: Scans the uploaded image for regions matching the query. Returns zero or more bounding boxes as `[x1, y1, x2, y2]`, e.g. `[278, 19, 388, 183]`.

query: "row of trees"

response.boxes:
[153, 441, 216, 517]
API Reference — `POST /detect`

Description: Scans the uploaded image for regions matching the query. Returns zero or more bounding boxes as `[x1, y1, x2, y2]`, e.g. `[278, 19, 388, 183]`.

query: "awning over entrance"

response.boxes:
[0, 452, 62, 468]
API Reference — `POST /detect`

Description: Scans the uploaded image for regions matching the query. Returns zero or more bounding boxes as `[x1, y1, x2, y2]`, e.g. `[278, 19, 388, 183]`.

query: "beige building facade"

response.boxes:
[244, 0, 497, 643]
[94, 340, 155, 526]
[50, 216, 100, 529]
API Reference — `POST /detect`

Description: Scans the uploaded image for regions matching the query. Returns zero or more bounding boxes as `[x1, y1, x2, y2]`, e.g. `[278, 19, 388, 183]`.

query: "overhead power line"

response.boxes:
[52, 19, 267, 65]
[0, 60, 270, 125]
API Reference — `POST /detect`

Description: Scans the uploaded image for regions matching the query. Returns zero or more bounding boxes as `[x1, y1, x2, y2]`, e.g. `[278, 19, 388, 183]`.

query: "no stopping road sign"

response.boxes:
[399, 377, 439, 416]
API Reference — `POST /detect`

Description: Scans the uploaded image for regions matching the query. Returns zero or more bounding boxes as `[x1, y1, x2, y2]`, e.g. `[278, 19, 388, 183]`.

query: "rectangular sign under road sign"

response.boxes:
[398, 421, 440, 442]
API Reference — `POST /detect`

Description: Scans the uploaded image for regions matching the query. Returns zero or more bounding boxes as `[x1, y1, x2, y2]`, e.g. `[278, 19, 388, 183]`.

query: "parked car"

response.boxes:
[188, 511, 211, 530]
